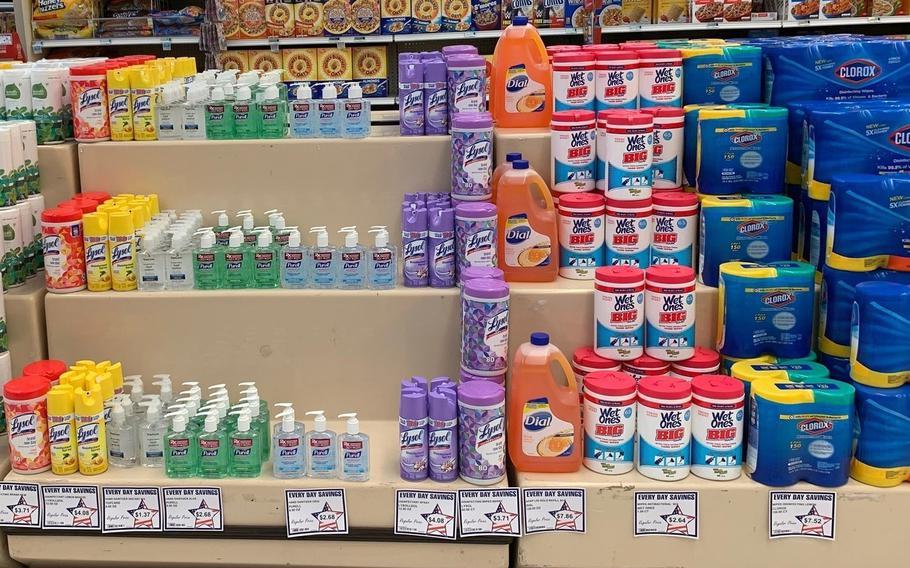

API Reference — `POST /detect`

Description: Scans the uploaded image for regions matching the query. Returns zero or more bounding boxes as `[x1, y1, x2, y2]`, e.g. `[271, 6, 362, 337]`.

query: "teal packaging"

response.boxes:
[851, 382, 910, 487]
[680, 45, 761, 105]
[696, 106, 788, 195]
[683, 104, 726, 189]
[717, 261, 815, 360]
[698, 194, 794, 288]
[850, 282, 910, 389]
[721, 352, 818, 375]
[747, 378, 854, 487]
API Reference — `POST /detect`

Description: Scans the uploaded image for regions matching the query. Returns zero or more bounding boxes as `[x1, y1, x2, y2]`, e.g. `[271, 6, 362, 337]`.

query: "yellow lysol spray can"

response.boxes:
[107, 66, 134, 141]
[75, 376, 108, 475]
[82, 212, 111, 292]
[48, 384, 78, 475]
[108, 211, 137, 291]
[130, 66, 159, 141]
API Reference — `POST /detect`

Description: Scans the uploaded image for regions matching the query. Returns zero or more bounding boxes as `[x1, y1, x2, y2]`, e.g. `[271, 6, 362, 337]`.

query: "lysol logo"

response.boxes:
[712, 67, 738, 81]
[10, 413, 36, 437]
[466, 229, 494, 253]
[110, 95, 130, 115]
[835, 59, 881, 84]
[49, 422, 72, 444]
[43, 235, 62, 255]
[762, 291, 795, 308]
[485, 309, 509, 339]
[427, 90, 446, 110]
[890, 125, 910, 150]
[798, 418, 833, 435]
[77, 423, 99, 445]
[434, 238, 455, 261]
[78, 88, 102, 111]
[523, 412, 551, 431]
[477, 417, 504, 446]
[456, 78, 481, 103]
[465, 141, 491, 164]
[132, 95, 151, 115]
[429, 429, 452, 448]
[731, 131, 761, 147]
[403, 91, 422, 110]
[403, 239, 425, 260]
[111, 242, 133, 263]
[85, 242, 107, 264]
[737, 221, 768, 236]
[400, 428, 425, 448]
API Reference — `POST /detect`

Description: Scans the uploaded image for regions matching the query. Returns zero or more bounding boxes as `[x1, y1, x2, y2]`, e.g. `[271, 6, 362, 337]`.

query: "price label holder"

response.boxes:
[269, 37, 280, 53]
[522, 488, 586, 534]
[769, 491, 836, 540]
[285, 489, 348, 538]
[0, 483, 41, 528]
[458, 488, 521, 537]
[41, 485, 101, 530]
[634, 491, 698, 539]
[163, 487, 224, 531]
[395, 490, 457, 540]
[102, 486, 163, 533]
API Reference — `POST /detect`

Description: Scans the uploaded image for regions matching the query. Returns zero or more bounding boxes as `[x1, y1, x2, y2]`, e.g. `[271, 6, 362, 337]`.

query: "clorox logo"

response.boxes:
[737, 221, 768, 236]
[712, 66, 738, 82]
[762, 292, 795, 308]
[835, 59, 881, 85]
[798, 419, 833, 435]
[731, 131, 761, 147]
[890, 124, 910, 151]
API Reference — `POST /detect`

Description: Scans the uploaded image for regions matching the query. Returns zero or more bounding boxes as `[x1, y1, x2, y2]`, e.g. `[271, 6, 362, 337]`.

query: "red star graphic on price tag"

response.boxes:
[311, 502, 345, 531]
[422, 504, 454, 536]
[660, 504, 695, 535]
[188, 499, 221, 529]
[549, 501, 583, 531]
[485, 501, 518, 533]
[795, 505, 831, 536]
[7, 495, 38, 524]
[67, 498, 97, 527]
[127, 498, 159, 529]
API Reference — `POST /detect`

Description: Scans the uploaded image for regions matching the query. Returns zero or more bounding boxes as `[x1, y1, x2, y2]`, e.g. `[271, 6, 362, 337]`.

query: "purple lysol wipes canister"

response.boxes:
[402, 206, 429, 287]
[424, 58, 449, 135]
[399, 60, 425, 136]
[458, 265, 504, 287]
[455, 201, 497, 280]
[461, 278, 509, 376]
[460, 369, 506, 385]
[458, 380, 506, 485]
[441, 45, 478, 60]
[400, 387, 429, 481]
[428, 207, 456, 288]
[429, 388, 458, 482]
[451, 112, 493, 201]
[448, 55, 487, 120]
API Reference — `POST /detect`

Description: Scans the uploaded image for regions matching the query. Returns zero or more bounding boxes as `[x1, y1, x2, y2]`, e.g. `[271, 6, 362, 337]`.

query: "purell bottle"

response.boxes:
[318, 84, 341, 138]
[308, 226, 337, 288]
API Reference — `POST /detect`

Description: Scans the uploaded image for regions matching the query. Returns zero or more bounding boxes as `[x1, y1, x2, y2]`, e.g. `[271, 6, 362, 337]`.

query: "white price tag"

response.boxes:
[285, 489, 348, 538]
[41, 485, 100, 530]
[458, 488, 521, 537]
[395, 490, 457, 540]
[634, 491, 698, 538]
[0, 483, 41, 528]
[521, 488, 586, 534]
[769, 491, 836, 540]
[101, 486, 162, 533]
[163, 487, 224, 531]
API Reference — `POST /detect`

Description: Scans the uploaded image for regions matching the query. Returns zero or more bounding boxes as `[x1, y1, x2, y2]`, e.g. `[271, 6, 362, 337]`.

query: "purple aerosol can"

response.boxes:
[402, 206, 429, 287]
[429, 207, 456, 288]
[429, 388, 458, 482]
[399, 59, 425, 136]
[424, 58, 449, 135]
[400, 386, 428, 481]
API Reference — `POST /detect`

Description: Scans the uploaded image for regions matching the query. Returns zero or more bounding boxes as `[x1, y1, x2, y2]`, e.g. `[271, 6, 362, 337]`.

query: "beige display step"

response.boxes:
[37, 143, 80, 208]
[45, 282, 718, 413]
[493, 128, 550, 186]
[515, 468, 909, 568]
[4, 422, 508, 568]
[0, 440, 21, 568]
[5, 278, 48, 376]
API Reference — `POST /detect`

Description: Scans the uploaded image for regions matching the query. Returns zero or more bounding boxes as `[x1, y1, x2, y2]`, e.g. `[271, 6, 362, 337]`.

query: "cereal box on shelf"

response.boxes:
[596, 0, 622, 25]
[788, 0, 819, 19]
[32, 0, 98, 39]
[502, 0, 537, 27]
[283, 48, 318, 80]
[353, 46, 389, 96]
[351, 0, 381, 34]
[537, 0, 567, 27]
[237, 0, 269, 38]
[223, 0, 243, 38]
[472, 0, 501, 29]
[443, 0, 473, 30]
[317, 47, 354, 80]
[218, 50, 251, 72]
[323, 0, 354, 35]
[249, 50, 283, 72]
[265, 0, 296, 35]
[723, 0, 751, 19]
[868, 0, 904, 15]
[565, 0, 585, 26]
[655, 0, 689, 22]
[692, 0, 723, 21]
[381, 0, 412, 32]
[412, 0, 443, 31]
[295, 0, 325, 35]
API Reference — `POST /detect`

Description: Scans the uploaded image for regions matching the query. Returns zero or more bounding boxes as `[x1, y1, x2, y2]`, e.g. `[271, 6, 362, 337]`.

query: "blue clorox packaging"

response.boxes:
[747, 378, 854, 487]
[680, 45, 761, 105]
[763, 39, 910, 107]
[851, 382, 910, 487]
[819, 266, 910, 358]
[683, 104, 727, 189]
[721, 352, 818, 376]
[696, 106, 788, 195]
[850, 281, 910, 389]
[698, 195, 794, 288]
[819, 352, 851, 382]
[717, 261, 815, 360]
[826, 174, 910, 272]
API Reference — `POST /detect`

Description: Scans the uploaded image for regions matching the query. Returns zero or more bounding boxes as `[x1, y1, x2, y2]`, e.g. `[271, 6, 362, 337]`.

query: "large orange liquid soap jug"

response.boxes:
[508, 332, 582, 473]
[496, 160, 558, 282]
[491, 15, 552, 128]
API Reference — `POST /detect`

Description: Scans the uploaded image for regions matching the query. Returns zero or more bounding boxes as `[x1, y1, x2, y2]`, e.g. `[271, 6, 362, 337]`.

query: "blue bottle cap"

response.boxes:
[531, 332, 549, 346]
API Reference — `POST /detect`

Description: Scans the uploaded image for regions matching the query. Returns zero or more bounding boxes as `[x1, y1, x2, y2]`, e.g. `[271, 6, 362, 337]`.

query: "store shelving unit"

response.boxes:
[32, 35, 200, 51]
[0, 442, 16, 568]
[5, 277, 48, 376]
[37, 142, 80, 207]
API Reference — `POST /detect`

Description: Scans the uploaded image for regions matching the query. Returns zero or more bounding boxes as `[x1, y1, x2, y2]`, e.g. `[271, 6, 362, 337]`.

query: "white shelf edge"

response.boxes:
[601, 20, 780, 33]
[34, 36, 200, 49]
[226, 35, 394, 48]
[780, 15, 910, 27]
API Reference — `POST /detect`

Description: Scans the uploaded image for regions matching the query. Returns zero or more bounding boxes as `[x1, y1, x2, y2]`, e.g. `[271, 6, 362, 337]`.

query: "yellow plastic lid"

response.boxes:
[59, 370, 85, 390]
[146, 193, 160, 215]
[96, 360, 111, 372]
[176, 57, 197, 79]
[130, 206, 147, 230]
[107, 362, 124, 393]
[47, 384, 74, 416]
[700, 194, 753, 208]
[108, 211, 135, 237]
[97, 372, 114, 401]
[82, 212, 108, 237]
[719, 261, 778, 279]
[75, 382, 103, 416]
[75, 359, 97, 368]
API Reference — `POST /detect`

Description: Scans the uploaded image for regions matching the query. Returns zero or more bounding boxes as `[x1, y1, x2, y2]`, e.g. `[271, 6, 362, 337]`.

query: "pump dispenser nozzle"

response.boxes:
[305, 410, 327, 431]
[338, 412, 360, 434]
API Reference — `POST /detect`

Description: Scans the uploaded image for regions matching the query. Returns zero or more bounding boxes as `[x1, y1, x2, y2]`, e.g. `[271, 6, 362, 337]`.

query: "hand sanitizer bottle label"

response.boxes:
[291, 101, 315, 138]
[371, 250, 394, 286]
[310, 437, 334, 473]
[312, 251, 335, 285]
[342, 439, 366, 476]
[341, 251, 363, 286]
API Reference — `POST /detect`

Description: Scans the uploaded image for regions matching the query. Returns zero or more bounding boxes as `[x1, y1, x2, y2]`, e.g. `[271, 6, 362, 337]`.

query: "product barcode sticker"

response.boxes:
[163, 487, 224, 531]
[101, 486, 162, 533]
[0, 483, 41, 528]
[394, 490, 457, 540]
[522, 488, 586, 534]
[768, 491, 836, 540]
[458, 488, 521, 537]
[285, 489, 348, 538]
[634, 491, 698, 539]
[41, 485, 101, 530]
